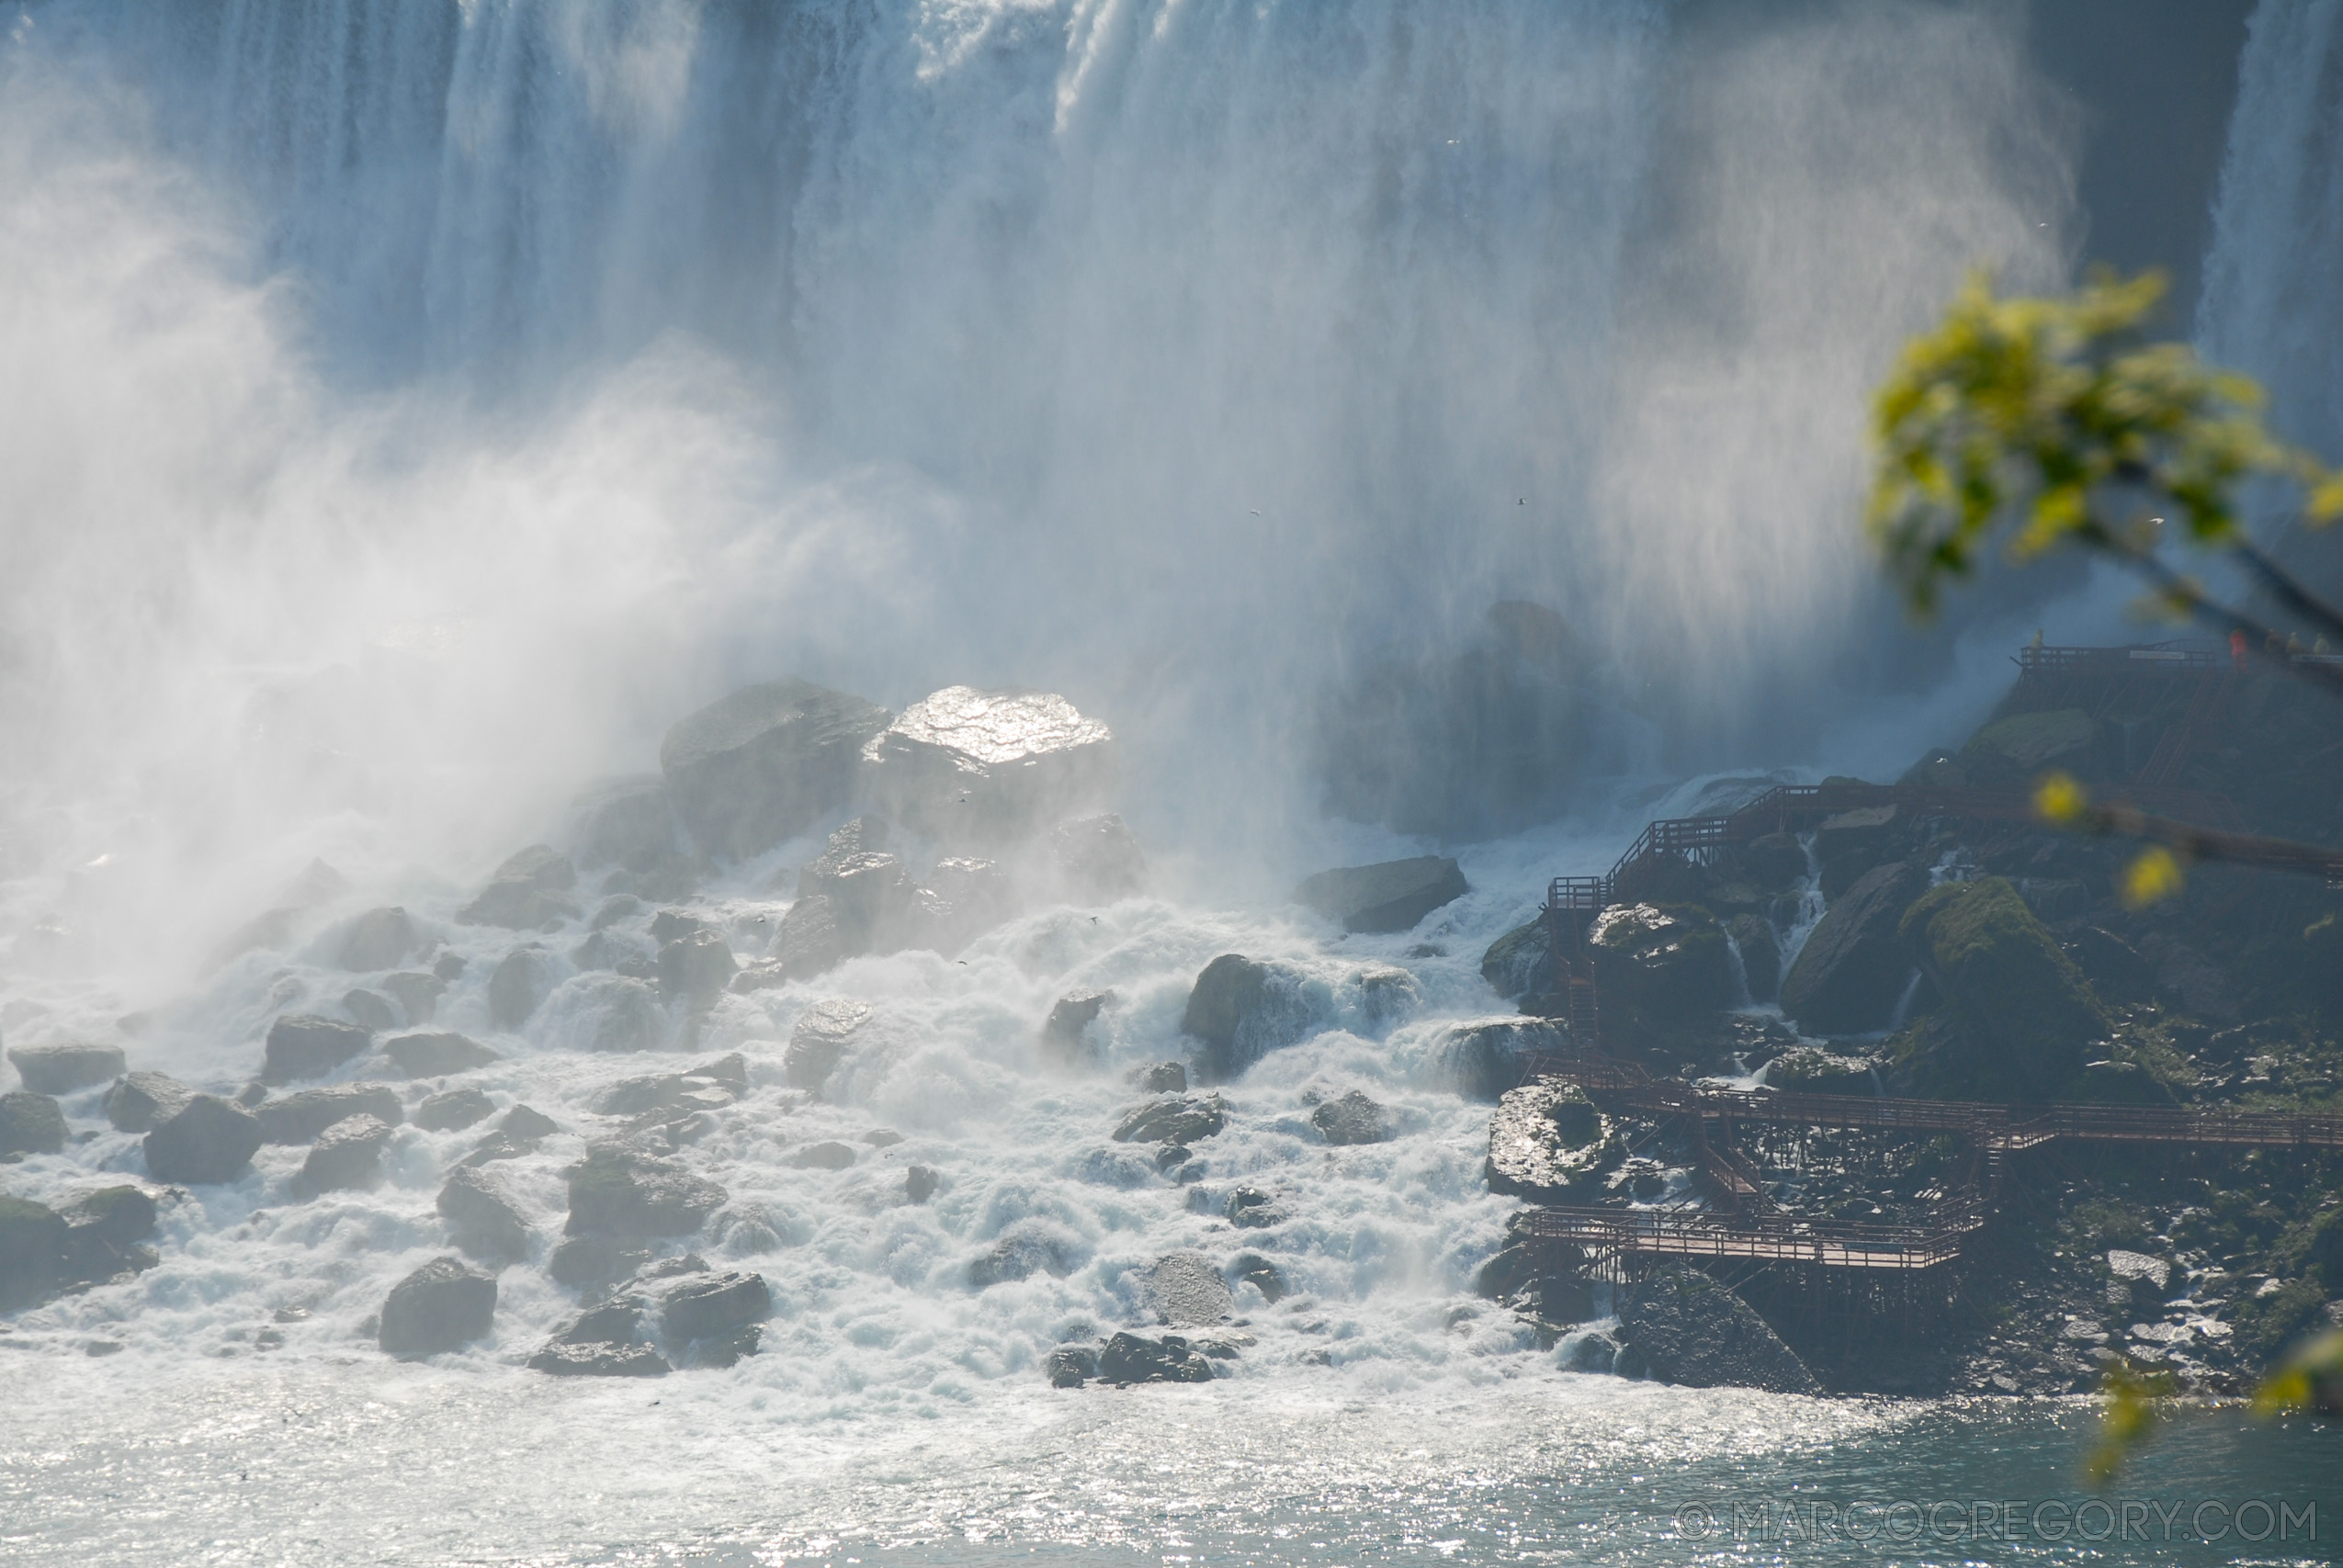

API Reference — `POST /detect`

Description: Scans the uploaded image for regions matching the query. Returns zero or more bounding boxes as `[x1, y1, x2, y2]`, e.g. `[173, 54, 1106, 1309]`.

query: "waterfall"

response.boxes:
[2200, 0, 2343, 461]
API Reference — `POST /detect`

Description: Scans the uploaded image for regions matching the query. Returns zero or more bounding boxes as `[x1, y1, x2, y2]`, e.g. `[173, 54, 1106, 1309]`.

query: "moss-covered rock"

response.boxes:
[1959, 707, 2100, 789]
[1780, 861, 1927, 1035]
[1763, 1045, 1875, 1093]
[0, 1091, 66, 1156]
[1899, 876, 2108, 1098]
[1486, 1079, 1623, 1201]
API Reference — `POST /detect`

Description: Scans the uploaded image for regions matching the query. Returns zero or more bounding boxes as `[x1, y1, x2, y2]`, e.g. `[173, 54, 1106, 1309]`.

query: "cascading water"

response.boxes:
[6, 4, 2319, 1563]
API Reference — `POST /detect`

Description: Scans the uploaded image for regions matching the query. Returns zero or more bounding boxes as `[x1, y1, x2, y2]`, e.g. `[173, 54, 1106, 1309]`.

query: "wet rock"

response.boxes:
[1182, 954, 1315, 1080]
[661, 679, 889, 861]
[338, 907, 417, 972]
[1045, 1344, 1101, 1388]
[1897, 875, 2108, 1098]
[1590, 903, 1735, 1024]
[570, 777, 678, 869]
[1352, 965, 1421, 1032]
[383, 1031, 499, 1079]
[436, 1165, 530, 1259]
[1295, 856, 1469, 934]
[1425, 1016, 1565, 1101]
[548, 1235, 651, 1292]
[458, 844, 580, 929]
[1042, 989, 1112, 1062]
[1229, 1252, 1289, 1303]
[564, 1146, 726, 1239]
[502, 1104, 560, 1140]
[905, 1165, 940, 1203]
[254, 1084, 405, 1144]
[785, 998, 874, 1091]
[1615, 1265, 1819, 1394]
[487, 947, 561, 1031]
[381, 970, 447, 1025]
[657, 929, 737, 1007]
[0, 1090, 67, 1156]
[143, 1095, 265, 1184]
[262, 1014, 372, 1085]
[863, 1128, 903, 1146]
[341, 989, 400, 1032]
[1141, 1251, 1232, 1326]
[1739, 831, 1808, 890]
[0, 1196, 65, 1309]
[1960, 707, 2100, 790]
[1130, 1061, 1186, 1094]
[58, 1186, 159, 1286]
[104, 1071, 191, 1133]
[787, 1141, 856, 1170]
[2015, 876, 2091, 924]
[863, 686, 1116, 848]
[378, 1258, 496, 1356]
[1813, 805, 1902, 897]
[593, 1064, 738, 1118]
[1112, 1094, 1228, 1146]
[1779, 861, 1928, 1035]
[662, 1270, 770, 1342]
[967, 1226, 1084, 1288]
[528, 1340, 670, 1377]
[1098, 1331, 1215, 1384]
[2064, 926, 2156, 1003]
[1050, 813, 1148, 901]
[913, 855, 1017, 952]
[798, 821, 920, 953]
[1223, 1186, 1287, 1228]
[1762, 1046, 1875, 1093]
[295, 1113, 393, 1195]
[1487, 1079, 1621, 1201]
[9, 1043, 125, 1094]
[1725, 914, 1780, 1002]
[733, 895, 845, 990]
[1479, 919, 1553, 1001]
[1310, 1089, 1396, 1146]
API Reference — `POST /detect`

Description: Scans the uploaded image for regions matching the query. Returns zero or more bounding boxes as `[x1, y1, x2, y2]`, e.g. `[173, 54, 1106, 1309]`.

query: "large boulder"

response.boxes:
[1778, 861, 1927, 1035]
[1486, 1079, 1621, 1201]
[413, 1088, 493, 1134]
[656, 929, 737, 1007]
[1112, 1094, 1228, 1146]
[967, 1225, 1085, 1288]
[1294, 857, 1469, 934]
[0, 1091, 66, 1156]
[254, 1083, 405, 1144]
[380, 971, 446, 1025]
[1041, 989, 1112, 1062]
[861, 686, 1116, 847]
[9, 1043, 125, 1094]
[104, 1071, 192, 1133]
[1615, 1266, 1819, 1394]
[1724, 914, 1780, 1003]
[458, 844, 579, 929]
[1140, 1252, 1233, 1327]
[142, 1095, 264, 1184]
[437, 1165, 530, 1259]
[1813, 805, 1903, 898]
[338, 907, 418, 972]
[1425, 1016, 1565, 1101]
[378, 1258, 496, 1356]
[1098, 1330, 1215, 1384]
[0, 1196, 66, 1310]
[1049, 814, 1148, 901]
[1959, 707, 2101, 789]
[487, 947, 561, 1030]
[662, 1270, 770, 1343]
[1739, 831, 1809, 890]
[563, 1146, 726, 1238]
[660, 679, 889, 861]
[384, 1032, 499, 1078]
[1479, 919, 1553, 1001]
[294, 1114, 392, 1195]
[1898, 876, 2109, 1098]
[784, 998, 874, 1091]
[528, 1340, 672, 1378]
[1310, 1089, 1397, 1145]
[262, 1014, 372, 1085]
[57, 1186, 159, 1287]
[1181, 954, 1315, 1080]
[732, 895, 845, 990]
[1590, 903, 1735, 1025]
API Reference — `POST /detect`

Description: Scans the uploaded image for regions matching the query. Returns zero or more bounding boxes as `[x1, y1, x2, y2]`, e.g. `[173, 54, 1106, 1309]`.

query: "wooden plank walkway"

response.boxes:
[1521, 1205, 1982, 1271]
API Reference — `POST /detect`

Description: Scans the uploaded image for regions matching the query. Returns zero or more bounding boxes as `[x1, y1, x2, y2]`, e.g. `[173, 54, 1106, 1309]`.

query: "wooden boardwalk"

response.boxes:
[1512, 1056, 2343, 1272]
